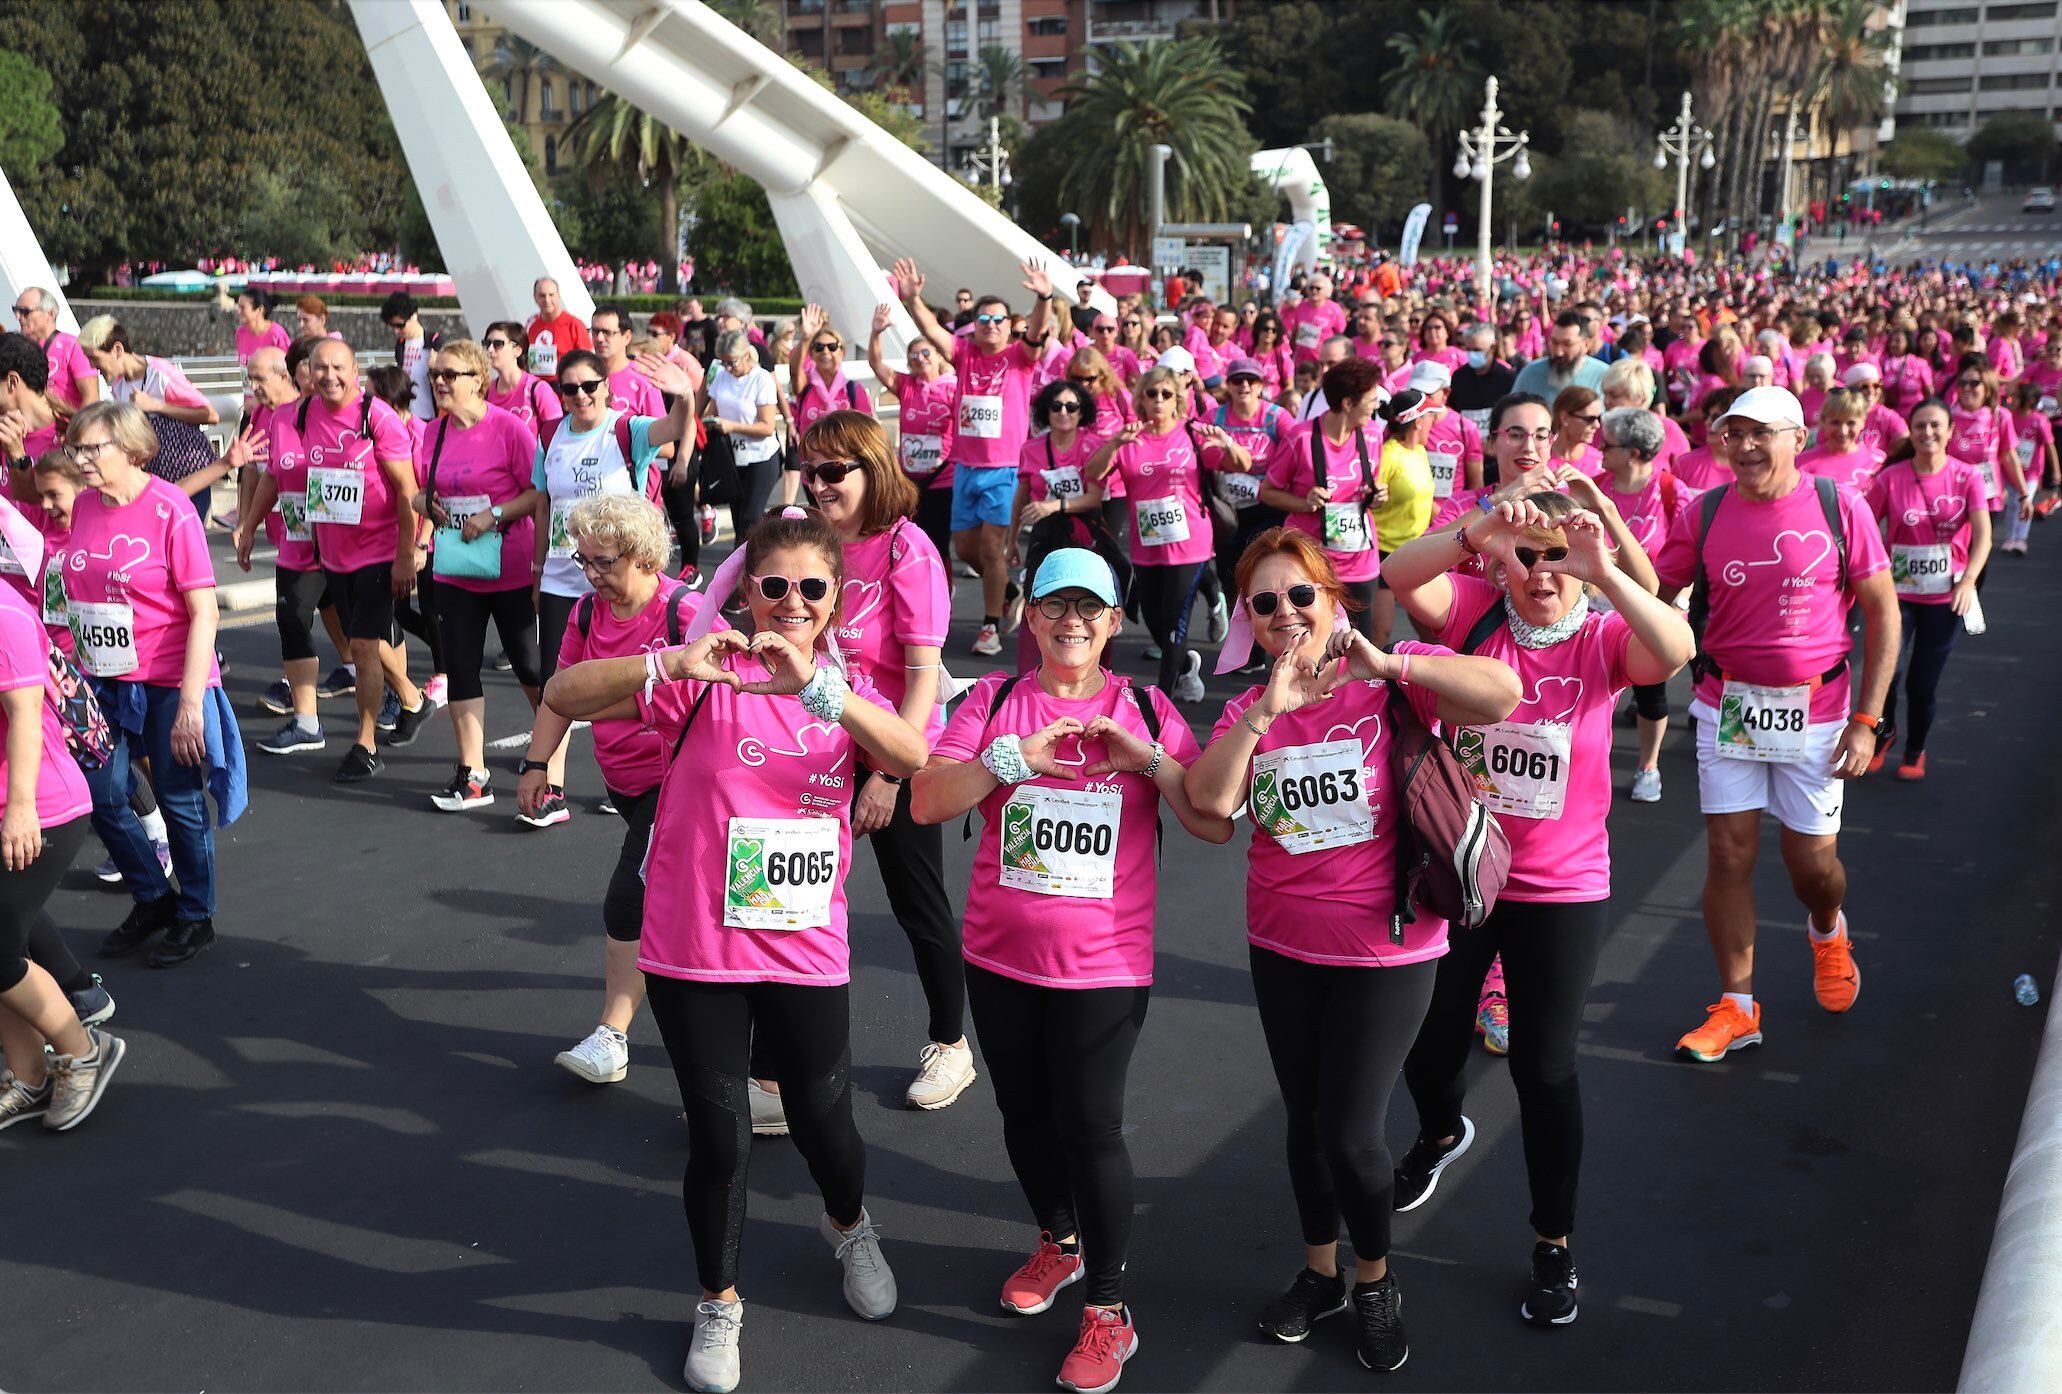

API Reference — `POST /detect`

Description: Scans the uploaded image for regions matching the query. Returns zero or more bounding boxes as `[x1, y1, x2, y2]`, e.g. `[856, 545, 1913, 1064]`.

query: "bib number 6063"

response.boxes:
[1277, 767, 1361, 811]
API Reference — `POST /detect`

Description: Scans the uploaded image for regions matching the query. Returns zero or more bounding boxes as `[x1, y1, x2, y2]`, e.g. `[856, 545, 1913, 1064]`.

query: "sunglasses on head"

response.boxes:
[1513, 546, 1568, 568]
[557, 378, 604, 398]
[803, 460, 859, 485]
[1246, 584, 1319, 616]
[750, 574, 832, 603]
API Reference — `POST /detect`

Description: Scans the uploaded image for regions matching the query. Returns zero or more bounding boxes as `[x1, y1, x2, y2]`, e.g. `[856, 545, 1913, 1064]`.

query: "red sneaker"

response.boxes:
[1057, 1305, 1138, 1394]
[1896, 751, 1927, 782]
[1000, 1233, 1083, 1315]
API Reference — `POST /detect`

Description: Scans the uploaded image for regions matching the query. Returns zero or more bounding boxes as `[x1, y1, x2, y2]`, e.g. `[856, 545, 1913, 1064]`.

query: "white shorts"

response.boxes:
[1690, 699, 1845, 836]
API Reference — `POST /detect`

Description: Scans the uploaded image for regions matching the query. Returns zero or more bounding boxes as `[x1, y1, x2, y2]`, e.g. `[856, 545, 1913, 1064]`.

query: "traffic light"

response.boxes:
[1656, 217, 1669, 231]
[1616, 215, 1627, 228]
[1880, 178, 1891, 190]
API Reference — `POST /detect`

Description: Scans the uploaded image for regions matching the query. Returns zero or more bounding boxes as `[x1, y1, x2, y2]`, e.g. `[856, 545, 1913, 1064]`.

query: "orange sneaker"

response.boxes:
[1811, 920, 1861, 1012]
[1675, 999, 1763, 1062]
[1896, 752, 1927, 781]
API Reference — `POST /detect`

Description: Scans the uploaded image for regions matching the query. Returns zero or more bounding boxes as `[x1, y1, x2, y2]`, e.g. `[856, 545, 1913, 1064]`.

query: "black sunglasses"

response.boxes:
[750, 574, 833, 603]
[1049, 399, 1084, 414]
[432, 368, 479, 384]
[557, 379, 605, 398]
[483, 338, 512, 351]
[1068, 376, 1099, 388]
[803, 460, 859, 485]
[1513, 546, 1569, 568]
[1246, 584, 1319, 616]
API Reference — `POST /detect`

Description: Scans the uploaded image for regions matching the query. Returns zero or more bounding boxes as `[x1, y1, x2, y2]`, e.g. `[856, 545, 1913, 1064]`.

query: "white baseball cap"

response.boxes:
[1842, 362, 1882, 386]
[1406, 360, 1452, 393]
[1156, 345, 1196, 374]
[1717, 385, 1805, 430]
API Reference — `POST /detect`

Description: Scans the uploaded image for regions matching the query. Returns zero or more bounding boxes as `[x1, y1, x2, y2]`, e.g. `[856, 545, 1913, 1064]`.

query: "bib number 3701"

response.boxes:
[724, 817, 839, 930]
[1716, 680, 1811, 763]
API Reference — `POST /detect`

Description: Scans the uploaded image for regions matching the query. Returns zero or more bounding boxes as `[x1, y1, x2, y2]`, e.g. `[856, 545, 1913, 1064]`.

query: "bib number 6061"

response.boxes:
[1487, 744, 1561, 782]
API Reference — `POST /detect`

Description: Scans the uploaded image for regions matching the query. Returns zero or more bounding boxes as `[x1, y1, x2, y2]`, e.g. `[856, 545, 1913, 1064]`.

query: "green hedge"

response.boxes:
[84, 287, 809, 317]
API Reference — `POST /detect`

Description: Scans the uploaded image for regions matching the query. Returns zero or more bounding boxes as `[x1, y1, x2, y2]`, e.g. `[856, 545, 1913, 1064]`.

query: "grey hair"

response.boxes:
[1600, 407, 1664, 461]
[23, 287, 52, 313]
[714, 328, 754, 364]
[568, 494, 670, 572]
[715, 297, 752, 322]
[1463, 321, 1496, 345]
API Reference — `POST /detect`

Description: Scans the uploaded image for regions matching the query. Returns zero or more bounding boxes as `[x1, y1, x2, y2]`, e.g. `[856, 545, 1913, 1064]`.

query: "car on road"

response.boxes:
[2024, 188, 2055, 213]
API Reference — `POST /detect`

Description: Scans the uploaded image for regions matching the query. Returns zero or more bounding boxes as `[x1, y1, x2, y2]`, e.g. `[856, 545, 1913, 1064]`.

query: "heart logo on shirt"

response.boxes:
[1521, 674, 1585, 724]
[1719, 529, 1833, 587]
[736, 721, 851, 775]
[1321, 709, 1384, 757]
[841, 578, 885, 630]
[82, 533, 152, 577]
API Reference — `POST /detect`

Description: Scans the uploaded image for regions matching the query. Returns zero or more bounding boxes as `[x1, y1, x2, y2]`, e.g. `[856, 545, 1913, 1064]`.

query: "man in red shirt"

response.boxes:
[524, 277, 590, 381]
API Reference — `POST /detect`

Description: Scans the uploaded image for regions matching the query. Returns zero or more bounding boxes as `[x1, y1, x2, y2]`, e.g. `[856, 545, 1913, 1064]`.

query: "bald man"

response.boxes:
[525, 277, 590, 381]
[13, 286, 97, 409]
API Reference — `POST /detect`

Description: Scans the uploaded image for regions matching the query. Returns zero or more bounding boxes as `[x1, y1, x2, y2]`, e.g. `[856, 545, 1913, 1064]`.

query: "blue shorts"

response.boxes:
[951, 463, 1017, 531]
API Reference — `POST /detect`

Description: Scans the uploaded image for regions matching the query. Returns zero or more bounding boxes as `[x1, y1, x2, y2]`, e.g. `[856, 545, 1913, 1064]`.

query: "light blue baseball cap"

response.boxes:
[1031, 548, 1121, 607]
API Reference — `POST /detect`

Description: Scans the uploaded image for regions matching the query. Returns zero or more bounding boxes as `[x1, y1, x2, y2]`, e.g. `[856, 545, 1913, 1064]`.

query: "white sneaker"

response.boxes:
[1630, 767, 1662, 803]
[1206, 591, 1229, 642]
[555, 1025, 629, 1084]
[684, 1298, 744, 1394]
[905, 1040, 978, 1110]
[971, 623, 1003, 657]
[1174, 649, 1206, 703]
[748, 1079, 789, 1137]
[820, 1208, 898, 1320]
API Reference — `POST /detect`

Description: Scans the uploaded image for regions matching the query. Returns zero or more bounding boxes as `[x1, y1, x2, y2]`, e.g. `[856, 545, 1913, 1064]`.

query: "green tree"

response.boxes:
[686, 172, 795, 296]
[707, 0, 780, 45]
[1309, 113, 1432, 234]
[1384, 6, 1481, 222]
[1968, 110, 2057, 182]
[485, 35, 552, 126]
[974, 45, 1023, 120]
[566, 94, 694, 292]
[867, 29, 927, 97]
[1810, 0, 1894, 136]
[1037, 37, 1257, 257]
[0, 49, 60, 174]
[1879, 129, 1966, 184]
[1207, 0, 1404, 148]
[1528, 109, 1667, 229]
[561, 177, 662, 269]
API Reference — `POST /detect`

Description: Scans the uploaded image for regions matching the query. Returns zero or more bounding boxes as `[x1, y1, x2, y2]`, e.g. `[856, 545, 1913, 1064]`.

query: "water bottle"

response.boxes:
[2014, 973, 2040, 1007]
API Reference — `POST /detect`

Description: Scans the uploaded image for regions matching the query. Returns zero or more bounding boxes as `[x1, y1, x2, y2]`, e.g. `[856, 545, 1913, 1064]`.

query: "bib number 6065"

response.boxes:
[764, 849, 835, 886]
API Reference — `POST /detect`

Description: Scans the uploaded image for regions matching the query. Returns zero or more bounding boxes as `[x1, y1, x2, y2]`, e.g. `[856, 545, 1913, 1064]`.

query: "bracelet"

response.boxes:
[1455, 523, 1479, 556]
[981, 734, 1035, 784]
[643, 647, 669, 703]
[1140, 741, 1165, 779]
[1241, 710, 1273, 738]
[798, 664, 849, 723]
[1397, 653, 1412, 684]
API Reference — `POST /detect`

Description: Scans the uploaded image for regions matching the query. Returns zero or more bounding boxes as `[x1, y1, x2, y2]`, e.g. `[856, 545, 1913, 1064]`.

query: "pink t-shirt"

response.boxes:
[1267, 422, 1383, 583]
[260, 399, 321, 572]
[1663, 338, 1704, 403]
[2012, 409, 2054, 486]
[1350, 337, 1385, 364]
[1213, 654, 1453, 967]
[792, 365, 875, 439]
[835, 520, 949, 750]
[1417, 346, 1468, 373]
[234, 321, 293, 368]
[0, 584, 89, 828]
[1438, 575, 1633, 902]
[1671, 446, 1734, 492]
[1858, 403, 1908, 454]
[1653, 414, 1693, 474]
[52, 474, 218, 686]
[1798, 387, 1828, 431]
[2021, 359, 2062, 408]
[635, 655, 893, 987]
[41, 331, 95, 410]
[604, 364, 665, 421]
[1423, 408, 1484, 477]
[1797, 443, 1886, 495]
[951, 337, 1041, 468]
[302, 393, 417, 575]
[1019, 430, 1101, 505]
[1879, 356, 1935, 415]
[554, 575, 712, 794]
[486, 372, 561, 434]
[1102, 424, 1213, 567]
[1865, 461, 1989, 605]
[1653, 475, 1888, 723]
[1987, 336, 2023, 380]
[1948, 404, 2016, 507]
[935, 670, 1200, 989]
[413, 406, 538, 593]
[893, 373, 957, 491]
[1283, 299, 1347, 361]
[1595, 468, 1691, 554]
[1211, 403, 1289, 486]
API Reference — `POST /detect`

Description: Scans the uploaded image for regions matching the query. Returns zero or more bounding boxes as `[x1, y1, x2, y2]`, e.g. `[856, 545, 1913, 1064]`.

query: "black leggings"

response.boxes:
[731, 457, 779, 542]
[433, 583, 542, 702]
[602, 785, 659, 942]
[27, 914, 91, 994]
[914, 486, 953, 561]
[538, 591, 580, 685]
[1886, 599, 1960, 756]
[855, 775, 964, 1043]
[1342, 579, 1378, 639]
[0, 818, 86, 993]
[274, 567, 329, 663]
[1403, 898, 1607, 1240]
[393, 569, 446, 674]
[1130, 561, 1204, 694]
[1215, 508, 1285, 606]
[662, 470, 701, 571]
[1251, 947, 1435, 1263]
[966, 964, 1149, 1306]
[644, 973, 866, 1294]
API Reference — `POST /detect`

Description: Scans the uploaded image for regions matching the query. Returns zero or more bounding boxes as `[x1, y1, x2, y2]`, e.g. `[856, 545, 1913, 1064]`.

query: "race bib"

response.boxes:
[1323, 500, 1371, 552]
[1222, 470, 1262, 508]
[69, 599, 137, 677]
[724, 817, 839, 930]
[900, 432, 944, 476]
[529, 334, 558, 377]
[1041, 465, 1084, 501]
[1293, 320, 1322, 348]
[277, 491, 312, 543]
[1429, 450, 1460, 500]
[0, 533, 20, 577]
[442, 493, 492, 527]
[40, 565, 65, 627]
[1134, 495, 1190, 547]
[1891, 541, 1953, 596]
[1978, 455, 1998, 495]
[1249, 739, 1374, 854]
[1462, 407, 1492, 434]
[958, 393, 1004, 440]
[305, 464, 365, 526]
[2017, 438, 2037, 470]
[547, 498, 577, 559]
[1716, 679, 1811, 763]
[999, 785, 1120, 899]
[1456, 720, 1573, 820]
[2039, 395, 2057, 417]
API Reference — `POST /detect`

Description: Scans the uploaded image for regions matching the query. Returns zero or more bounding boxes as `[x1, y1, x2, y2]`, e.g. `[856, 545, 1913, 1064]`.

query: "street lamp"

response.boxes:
[1059, 212, 1081, 260]
[1453, 76, 1529, 310]
[963, 115, 1012, 193]
[1654, 91, 1716, 262]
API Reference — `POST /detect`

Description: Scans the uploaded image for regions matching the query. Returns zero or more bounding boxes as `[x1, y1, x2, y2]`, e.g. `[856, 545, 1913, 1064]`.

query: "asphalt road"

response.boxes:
[6, 520, 2059, 1394]
[1875, 191, 2062, 268]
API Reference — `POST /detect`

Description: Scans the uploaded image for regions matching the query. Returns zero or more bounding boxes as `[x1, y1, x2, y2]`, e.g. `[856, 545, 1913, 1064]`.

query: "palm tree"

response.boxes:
[975, 45, 1024, 121]
[1812, 0, 1894, 137]
[707, 0, 780, 46]
[1042, 37, 1255, 257]
[486, 35, 552, 127]
[566, 93, 698, 293]
[1384, 7, 1480, 223]
[868, 29, 928, 98]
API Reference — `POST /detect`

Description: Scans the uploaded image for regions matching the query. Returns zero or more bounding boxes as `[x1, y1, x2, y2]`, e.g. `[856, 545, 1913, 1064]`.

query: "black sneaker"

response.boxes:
[334, 744, 383, 783]
[69, 973, 116, 1026]
[386, 699, 431, 748]
[431, 766, 494, 812]
[517, 788, 570, 828]
[1393, 1114, 1475, 1212]
[149, 918, 216, 968]
[492, 650, 513, 672]
[98, 893, 179, 958]
[1353, 1274, 1408, 1373]
[1256, 1267, 1348, 1343]
[1520, 1241, 1579, 1327]
[316, 665, 357, 698]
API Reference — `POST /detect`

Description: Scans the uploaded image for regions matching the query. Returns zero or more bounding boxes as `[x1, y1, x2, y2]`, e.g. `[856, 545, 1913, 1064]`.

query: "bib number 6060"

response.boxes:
[1033, 818, 1114, 857]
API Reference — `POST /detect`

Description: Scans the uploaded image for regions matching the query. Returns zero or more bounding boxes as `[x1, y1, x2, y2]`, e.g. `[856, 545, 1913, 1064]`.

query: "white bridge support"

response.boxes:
[1253, 146, 1332, 277]
[482, 0, 1107, 356]
[0, 168, 78, 334]
[348, 0, 592, 331]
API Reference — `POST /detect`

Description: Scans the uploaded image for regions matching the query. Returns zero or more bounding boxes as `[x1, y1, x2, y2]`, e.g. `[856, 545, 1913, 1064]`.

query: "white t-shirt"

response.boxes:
[709, 366, 780, 466]
[400, 336, 434, 421]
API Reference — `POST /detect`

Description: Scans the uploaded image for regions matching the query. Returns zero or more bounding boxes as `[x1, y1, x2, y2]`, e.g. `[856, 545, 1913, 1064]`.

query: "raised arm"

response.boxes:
[866, 303, 904, 395]
[892, 258, 957, 360]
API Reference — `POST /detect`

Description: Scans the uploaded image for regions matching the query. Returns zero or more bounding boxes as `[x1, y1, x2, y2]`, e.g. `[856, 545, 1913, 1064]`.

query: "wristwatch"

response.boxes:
[518, 758, 552, 775]
[875, 771, 904, 785]
[490, 504, 505, 522]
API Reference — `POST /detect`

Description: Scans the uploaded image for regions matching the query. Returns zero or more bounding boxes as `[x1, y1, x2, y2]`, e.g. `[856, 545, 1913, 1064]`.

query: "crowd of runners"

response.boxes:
[0, 237, 2050, 1392]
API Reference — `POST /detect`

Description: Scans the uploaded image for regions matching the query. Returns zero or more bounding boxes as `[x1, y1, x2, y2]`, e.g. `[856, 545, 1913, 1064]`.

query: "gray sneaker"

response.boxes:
[683, 1298, 744, 1394]
[820, 1208, 897, 1320]
[555, 1025, 629, 1084]
[0, 1072, 51, 1130]
[45, 1027, 125, 1131]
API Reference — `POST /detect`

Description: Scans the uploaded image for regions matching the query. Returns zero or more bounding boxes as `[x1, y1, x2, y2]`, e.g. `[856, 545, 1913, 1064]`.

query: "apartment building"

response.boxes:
[1893, 0, 2062, 137]
[444, 0, 599, 178]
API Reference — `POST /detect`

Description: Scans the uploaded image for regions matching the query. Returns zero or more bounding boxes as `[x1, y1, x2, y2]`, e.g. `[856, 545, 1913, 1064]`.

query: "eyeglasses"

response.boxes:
[1246, 584, 1319, 616]
[591, 325, 624, 337]
[431, 368, 479, 384]
[384, 318, 407, 331]
[749, 574, 832, 603]
[811, 341, 842, 354]
[1500, 428, 1555, 446]
[802, 460, 859, 485]
[571, 551, 623, 574]
[1123, 319, 1143, 329]
[1573, 412, 1603, 426]
[67, 440, 120, 466]
[1719, 426, 1786, 449]
[1513, 546, 1568, 569]
[1068, 376, 1099, 389]
[557, 379, 605, 398]
[975, 313, 1008, 325]
[483, 338, 512, 351]
[1048, 399, 1084, 414]
[1957, 377, 1984, 387]
[1034, 595, 1108, 621]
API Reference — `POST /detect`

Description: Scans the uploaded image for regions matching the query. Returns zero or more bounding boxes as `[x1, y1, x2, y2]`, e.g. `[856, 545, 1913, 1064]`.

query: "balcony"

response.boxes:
[1089, 18, 1179, 42]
